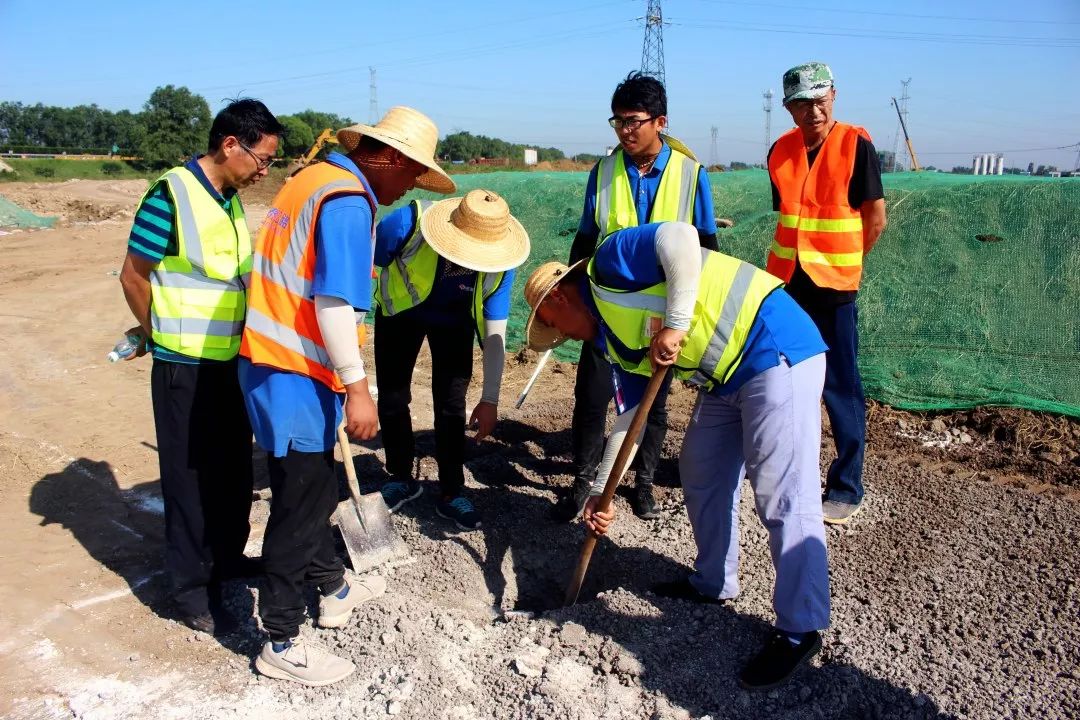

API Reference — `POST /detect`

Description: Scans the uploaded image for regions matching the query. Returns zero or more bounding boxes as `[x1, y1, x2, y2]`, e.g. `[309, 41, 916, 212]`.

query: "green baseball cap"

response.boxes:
[782, 62, 834, 104]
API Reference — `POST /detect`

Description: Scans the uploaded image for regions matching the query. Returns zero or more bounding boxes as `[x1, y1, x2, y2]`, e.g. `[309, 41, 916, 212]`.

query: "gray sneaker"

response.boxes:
[317, 575, 387, 629]
[822, 500, 862, 525]
[254, 638, 355, 687]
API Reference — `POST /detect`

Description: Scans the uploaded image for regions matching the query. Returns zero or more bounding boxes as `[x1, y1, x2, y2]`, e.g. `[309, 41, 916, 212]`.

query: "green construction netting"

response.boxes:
[403, 171, 1078, 417]
[0, 193, 56, 229]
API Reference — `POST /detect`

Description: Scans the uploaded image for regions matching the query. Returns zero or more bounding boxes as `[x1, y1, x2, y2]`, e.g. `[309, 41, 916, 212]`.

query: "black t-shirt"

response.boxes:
[768, 132, 883, 308]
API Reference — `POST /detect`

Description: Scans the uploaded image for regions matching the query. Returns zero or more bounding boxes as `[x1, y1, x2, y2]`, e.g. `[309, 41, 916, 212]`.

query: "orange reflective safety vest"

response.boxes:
[240, 162, 375, 393]
[766, 122, 870, 291]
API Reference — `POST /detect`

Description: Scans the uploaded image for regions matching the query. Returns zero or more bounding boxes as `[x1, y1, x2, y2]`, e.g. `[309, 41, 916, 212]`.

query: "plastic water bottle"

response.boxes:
[107, 333, 142, 363]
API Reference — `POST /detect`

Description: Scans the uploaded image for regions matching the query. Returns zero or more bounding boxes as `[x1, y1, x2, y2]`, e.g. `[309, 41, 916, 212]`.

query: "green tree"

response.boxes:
[292, 110, 352, 135]
[279, 115, 315, 157]
[139, 85, 211, 169]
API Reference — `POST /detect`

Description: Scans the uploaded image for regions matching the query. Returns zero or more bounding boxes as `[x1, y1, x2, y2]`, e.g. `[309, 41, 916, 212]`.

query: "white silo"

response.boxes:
[974, 155, 983, 175]
[996, 155, 1005, 175]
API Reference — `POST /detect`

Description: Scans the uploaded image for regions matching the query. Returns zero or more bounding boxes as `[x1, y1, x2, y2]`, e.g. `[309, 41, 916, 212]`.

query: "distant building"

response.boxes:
[523, 148, 538, 166]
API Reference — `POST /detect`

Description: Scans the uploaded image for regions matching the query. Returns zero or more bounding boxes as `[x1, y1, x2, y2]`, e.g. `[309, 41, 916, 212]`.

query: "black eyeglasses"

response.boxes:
[608, 115, 656, 131]
[239, 141, 276, 170]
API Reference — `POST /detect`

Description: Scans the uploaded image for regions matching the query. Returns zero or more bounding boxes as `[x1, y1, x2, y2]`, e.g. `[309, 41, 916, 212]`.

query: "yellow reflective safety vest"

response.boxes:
[587, 249, 782, 389]
[148, 167, 251, 360]
[594, 144, 700, 238]
[374, 199, 506, 343]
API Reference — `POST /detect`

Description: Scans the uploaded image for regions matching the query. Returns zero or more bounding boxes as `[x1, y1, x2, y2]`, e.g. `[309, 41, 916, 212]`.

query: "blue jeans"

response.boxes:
[804, 301, 866, 505]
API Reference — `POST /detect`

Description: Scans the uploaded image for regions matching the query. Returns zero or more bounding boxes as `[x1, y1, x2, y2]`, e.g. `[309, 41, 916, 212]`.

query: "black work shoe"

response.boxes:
[739, 630, 822, 691]
[632, 484, 659, 520]
[179, 610, 239, 637]
[552, 478, 591, 523]
[650, 577, 726, 605]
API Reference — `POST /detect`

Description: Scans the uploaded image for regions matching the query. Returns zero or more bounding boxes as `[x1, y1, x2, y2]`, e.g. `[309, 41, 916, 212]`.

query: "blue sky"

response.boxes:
[2, 0, 1078, 170]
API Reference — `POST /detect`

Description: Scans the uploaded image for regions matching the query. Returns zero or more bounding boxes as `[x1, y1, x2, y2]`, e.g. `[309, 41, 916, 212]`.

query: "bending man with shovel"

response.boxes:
[523, 221, 831, 690]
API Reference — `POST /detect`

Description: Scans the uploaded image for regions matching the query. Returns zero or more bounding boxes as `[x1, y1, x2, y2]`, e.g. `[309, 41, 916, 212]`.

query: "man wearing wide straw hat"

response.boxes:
[241, 106, 454, 686]
[373, 189, 529, 530]
[523, 220, 831, 690]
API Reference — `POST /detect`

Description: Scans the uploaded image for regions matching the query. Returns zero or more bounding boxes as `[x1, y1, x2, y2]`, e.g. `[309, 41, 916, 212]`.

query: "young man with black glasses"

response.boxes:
[556, 71, 718, 523]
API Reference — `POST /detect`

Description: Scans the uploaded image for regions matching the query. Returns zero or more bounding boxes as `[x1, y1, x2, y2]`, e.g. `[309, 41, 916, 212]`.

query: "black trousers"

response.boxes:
[571, 343, 674, 487]
[151, 358, 253, 617]
[374, 309, 473, 498]
[259, 448, 345, 642]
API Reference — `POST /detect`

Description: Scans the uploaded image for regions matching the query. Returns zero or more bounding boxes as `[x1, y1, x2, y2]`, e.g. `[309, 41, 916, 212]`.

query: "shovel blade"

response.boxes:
[333, 492, 408, 575]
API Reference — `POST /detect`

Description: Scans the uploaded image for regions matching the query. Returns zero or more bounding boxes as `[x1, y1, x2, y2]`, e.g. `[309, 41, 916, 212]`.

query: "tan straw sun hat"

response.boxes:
[523, 260, 587, 352]
[659, 133, 698, 162]
[337, 106, 456, 194]
[420, 189, 530, 273]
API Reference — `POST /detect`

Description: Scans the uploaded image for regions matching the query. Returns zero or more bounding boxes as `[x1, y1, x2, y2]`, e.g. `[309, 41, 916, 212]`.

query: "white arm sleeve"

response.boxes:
[654, 222, 702, 331]
[589, 405, 645, 496]
[480, 318, 507, 406]
[314, 294, 366, 386]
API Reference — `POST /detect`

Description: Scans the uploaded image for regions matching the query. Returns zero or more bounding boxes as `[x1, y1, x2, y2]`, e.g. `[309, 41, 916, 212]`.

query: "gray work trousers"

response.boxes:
[680, 353, 831, 633]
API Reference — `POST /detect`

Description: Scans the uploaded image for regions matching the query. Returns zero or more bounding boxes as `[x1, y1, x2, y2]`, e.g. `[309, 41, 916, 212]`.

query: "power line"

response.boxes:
[917, 142, 1080, 156]
[686, 0, 1080, 25]
[667, 18, 1079, 47]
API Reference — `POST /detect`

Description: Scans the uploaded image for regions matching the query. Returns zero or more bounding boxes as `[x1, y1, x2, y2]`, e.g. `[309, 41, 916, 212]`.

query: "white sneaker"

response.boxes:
[317, 575, 387, 629]
[254, 637, 355, 686]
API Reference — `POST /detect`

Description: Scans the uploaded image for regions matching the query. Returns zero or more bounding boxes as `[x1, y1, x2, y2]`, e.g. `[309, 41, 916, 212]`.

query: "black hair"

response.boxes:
[610, 71, 667, 118]
[207, 98, 285, 152]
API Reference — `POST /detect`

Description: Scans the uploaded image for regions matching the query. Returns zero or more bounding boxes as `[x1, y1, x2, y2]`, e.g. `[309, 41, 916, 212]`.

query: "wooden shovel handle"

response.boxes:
[337, 423, 364, 504]
[564, 366, 671, 606]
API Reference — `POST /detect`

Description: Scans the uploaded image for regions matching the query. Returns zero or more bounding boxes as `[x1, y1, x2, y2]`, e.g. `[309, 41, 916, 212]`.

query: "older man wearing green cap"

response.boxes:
[765, 62, 887, 525]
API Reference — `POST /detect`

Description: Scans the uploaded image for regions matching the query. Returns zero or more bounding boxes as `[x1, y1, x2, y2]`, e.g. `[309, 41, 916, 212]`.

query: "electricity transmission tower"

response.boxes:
[369, 67, 379, 124]
[763, 89, 773, 162]
[640, 0, 666, 88]
[891, 78, 911, 171]
[1074, 143, 1080, 172]
[710, 126, 719, 168]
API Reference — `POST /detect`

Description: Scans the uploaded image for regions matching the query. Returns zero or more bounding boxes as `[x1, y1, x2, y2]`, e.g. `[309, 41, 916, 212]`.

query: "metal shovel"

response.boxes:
[333, 423, 409, 574]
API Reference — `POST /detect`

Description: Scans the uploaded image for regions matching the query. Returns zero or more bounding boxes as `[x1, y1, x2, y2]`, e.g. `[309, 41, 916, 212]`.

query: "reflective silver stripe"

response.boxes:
[153, 271, 242, 293]
[591, 284, 667, 314]
[150, 313, 244, 338]
[163, 172, 205, 269]
[244, 306, 333, 369]
[481, 271, 500, 297]
[385, 199, 437, 311]
[694, 262, 756, 383]
[596, 154, 617, 237]
[255, 179, 366, 298]
[675, 159, 698, 223]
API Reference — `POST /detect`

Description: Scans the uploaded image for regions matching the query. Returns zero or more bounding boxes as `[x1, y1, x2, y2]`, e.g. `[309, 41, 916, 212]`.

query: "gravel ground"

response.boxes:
[194, 371, 1080, 720]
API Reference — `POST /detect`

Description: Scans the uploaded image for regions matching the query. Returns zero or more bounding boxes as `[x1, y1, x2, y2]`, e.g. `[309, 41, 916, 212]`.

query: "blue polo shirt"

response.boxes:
[127, 156, 241, 365]
[577, 141, 717, 239]
[586, 223, 827, 414]
[375, 203, 515, 327]
[239, 152, 377, 457]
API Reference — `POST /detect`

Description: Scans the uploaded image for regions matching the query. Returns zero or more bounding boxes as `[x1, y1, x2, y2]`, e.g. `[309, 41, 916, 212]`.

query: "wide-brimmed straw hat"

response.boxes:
[523, 260, 587, 351]
[420, 189, 530, 273]
[337, 106, 456, 194]
[660, 133, 698, 162]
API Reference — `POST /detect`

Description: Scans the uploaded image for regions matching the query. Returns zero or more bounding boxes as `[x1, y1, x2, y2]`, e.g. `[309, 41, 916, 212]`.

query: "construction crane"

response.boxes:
[891, 97, 920, 171]
[286, 128, 338, 175]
